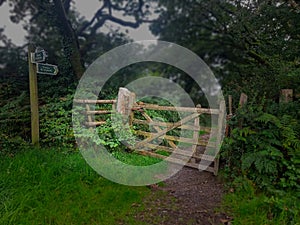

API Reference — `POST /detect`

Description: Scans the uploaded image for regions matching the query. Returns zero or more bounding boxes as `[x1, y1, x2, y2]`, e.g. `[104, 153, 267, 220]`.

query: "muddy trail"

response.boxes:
[135, 167, 231, 225]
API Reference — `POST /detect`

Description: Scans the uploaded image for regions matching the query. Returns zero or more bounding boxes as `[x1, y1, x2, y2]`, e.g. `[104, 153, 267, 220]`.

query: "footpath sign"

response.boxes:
[28, 45, 59, 146]
[37, 63, 59, 75]
[31, 50, 47, 63]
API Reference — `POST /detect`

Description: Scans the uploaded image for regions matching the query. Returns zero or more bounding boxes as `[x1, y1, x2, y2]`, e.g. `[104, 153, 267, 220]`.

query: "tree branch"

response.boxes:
[77, 2, 107, 35]
[77, 0, 153, 36]
[63, 0, 72, 14]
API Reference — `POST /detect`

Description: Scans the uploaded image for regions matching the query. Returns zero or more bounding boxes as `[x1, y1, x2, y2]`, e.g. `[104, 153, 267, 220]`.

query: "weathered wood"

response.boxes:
[132, 119, 212, 133]
[192, 114, 200, 162]
[129, 108, 134, 127]
[239, 93, 248, 107]
[85, 104, 92, 125]
[192, 115, 200, 155]
[135, 130, 215, 147]
[134, 103, 220, 114]
[225, 95, 233, 137]
[141, 111, 177, 148]
[85, 121, 106, 126]
[28, 44, 40, 146]
[76, 89, 224, 175]
[238, 93, 248, 129]
[134, 113, 199, 148]
[228, 95, 233, 115]
[74, 99, 117, 104]
[144, 143, 215, 161]
[214, 100, 226, 175]
[86, 110, 113, 115]
[112, 101, 116, 112]
[280, 89, 293, 103]
[135, 150, 214, 172]
[117, 88, 136, 116]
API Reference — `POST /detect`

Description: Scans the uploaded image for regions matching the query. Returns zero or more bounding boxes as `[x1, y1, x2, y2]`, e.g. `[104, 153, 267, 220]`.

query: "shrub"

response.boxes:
[221, 100, 300, 192]
[39, 94, 76, 148]
[0, 133, 31, 157]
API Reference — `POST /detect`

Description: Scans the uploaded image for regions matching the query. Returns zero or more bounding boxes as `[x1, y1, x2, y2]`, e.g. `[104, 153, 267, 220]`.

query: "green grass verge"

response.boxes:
[0, 148, 158, 225]
[111, 150, 163, 166]
[220, 177, 300, 225]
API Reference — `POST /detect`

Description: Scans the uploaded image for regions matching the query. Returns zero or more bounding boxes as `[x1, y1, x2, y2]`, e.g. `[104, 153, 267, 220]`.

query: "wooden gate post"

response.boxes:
[214, 100, 226, 175]
[117, 88, 136, 124]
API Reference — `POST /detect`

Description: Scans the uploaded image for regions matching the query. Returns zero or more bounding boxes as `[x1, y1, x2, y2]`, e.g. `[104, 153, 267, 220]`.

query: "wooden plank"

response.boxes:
[135, 150, 214, 172]
[134, 113, 199, 148]
[74, 99, 117, 104]
[135, 130, 214, 147]
[86, 110, 113, 115]
[144, 143, 215, 161]
[191, 164, 215, 173]
[141, 111, 177, 148]
[85, 121, 106, 126]
[132, 119, 213, 133]
[134, 103, 220, 114]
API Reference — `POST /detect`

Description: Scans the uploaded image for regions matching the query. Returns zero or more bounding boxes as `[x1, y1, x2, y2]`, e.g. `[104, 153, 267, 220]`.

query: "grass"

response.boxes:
[220, 177, 300, 225]
[0, 148, 162, 225]
[111, 150, 163, 166]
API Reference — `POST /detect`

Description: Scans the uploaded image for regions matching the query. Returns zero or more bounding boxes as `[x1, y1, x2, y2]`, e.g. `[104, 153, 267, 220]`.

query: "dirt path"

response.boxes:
[135, 167, 230, 225]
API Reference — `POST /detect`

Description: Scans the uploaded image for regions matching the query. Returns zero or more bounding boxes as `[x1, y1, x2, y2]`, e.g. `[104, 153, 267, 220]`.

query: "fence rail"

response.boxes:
[74, 87, 225, 176]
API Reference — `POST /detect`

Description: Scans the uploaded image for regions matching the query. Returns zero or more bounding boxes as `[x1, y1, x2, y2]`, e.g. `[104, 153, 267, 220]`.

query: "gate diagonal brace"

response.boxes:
[134, 113, 199, 149]
[140, 111, 177, 148]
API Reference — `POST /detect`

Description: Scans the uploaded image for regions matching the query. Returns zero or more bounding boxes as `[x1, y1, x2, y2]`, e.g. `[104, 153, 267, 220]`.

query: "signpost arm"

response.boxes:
[28, 44, 40, 147]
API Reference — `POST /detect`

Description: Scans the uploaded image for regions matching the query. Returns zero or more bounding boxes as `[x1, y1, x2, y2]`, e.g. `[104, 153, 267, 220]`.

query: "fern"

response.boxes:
[222, 101, 300, 192]
[255, 113, 280, 127]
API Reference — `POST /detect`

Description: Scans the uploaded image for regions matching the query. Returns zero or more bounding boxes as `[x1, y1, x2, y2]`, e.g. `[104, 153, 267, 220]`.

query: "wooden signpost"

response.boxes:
[28, 44, 59, 146]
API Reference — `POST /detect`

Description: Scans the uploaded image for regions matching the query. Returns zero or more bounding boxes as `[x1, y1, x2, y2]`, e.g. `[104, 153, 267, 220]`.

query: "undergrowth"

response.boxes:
[221, 177, 299, 225]
[221, 99, 300, 224]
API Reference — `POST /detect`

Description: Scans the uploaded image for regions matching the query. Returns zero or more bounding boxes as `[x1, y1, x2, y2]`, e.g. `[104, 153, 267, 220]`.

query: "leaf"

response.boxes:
[255, 113, 280, 127]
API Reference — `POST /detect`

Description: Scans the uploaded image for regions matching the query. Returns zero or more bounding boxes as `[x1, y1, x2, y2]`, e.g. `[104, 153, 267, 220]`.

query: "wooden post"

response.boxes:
[239, 93, 248, 107]
[28, 44, 40, 146]
[280, 89, 293, 103]
[228, 95, 233, 116]
[214, 100, 226, 176]
[85, 104, 93, 128]
[238, 93, 248, 129]
[225, 95, 233, 137]
[191, 105, 201, 163]
[117, 88, 136, 117]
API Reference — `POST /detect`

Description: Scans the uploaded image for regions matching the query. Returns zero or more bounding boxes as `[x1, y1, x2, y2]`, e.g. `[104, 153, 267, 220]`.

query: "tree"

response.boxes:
[151, 0, 300, 99]
[0, 0, 159, 79]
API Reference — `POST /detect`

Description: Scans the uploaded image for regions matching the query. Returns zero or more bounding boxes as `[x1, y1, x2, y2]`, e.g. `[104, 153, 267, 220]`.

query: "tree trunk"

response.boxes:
[52, 0, 84, 80]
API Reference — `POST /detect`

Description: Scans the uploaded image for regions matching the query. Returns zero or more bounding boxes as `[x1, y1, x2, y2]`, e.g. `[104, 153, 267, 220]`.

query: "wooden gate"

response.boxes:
[74, 88, 226, 175]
